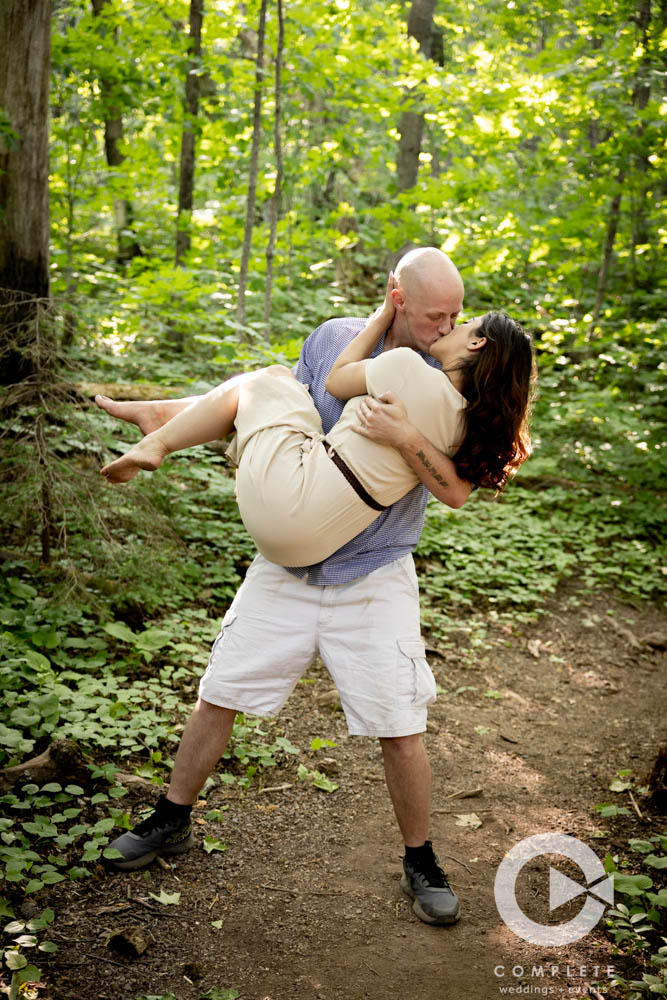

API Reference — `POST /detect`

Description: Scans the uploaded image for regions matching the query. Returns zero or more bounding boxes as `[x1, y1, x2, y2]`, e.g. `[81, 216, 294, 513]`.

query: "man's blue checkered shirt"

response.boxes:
[288, 316, 442, 587]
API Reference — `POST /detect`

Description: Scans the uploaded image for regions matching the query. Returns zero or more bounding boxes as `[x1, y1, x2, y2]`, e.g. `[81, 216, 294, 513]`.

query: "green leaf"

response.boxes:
[40, 871, 65, 885]
[7, 578, 37, 600]
[595, 803, 631, 818]
[4, 950, 28, 970]
[22, 820, 58, 838]
[613, 873, 654, 896]
[23, 650, 51, 671]
[92, 817, 115, 834]
[645, 854, 667, 870]
[17, 965, 42, 985]
[68, 866, 90, 879]
[148, 890, 181, 906]
[27, 908, 54, 929]
[24, 880, 45, 894]
[135, 627, 172, 652]
[628, 839, 657, 854]
[310, 770, 338, 793]
[38, 940, 58, 953]
[14, 934, 37, 948]
[203, 837, 227, 854]
[4, 920, 25, 934]
[103, 621, 137, 643]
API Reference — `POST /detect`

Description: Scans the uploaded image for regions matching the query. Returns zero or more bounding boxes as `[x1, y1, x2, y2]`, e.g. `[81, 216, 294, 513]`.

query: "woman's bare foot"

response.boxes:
[94, 395, 168, 436]
[100, 433, 169, 483]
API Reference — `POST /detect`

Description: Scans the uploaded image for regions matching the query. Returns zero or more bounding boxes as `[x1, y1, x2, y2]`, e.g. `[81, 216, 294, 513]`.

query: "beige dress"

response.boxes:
[225, 347, 466, 567]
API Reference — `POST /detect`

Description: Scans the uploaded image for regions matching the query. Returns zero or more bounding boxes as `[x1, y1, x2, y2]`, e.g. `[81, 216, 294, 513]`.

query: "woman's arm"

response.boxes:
[354, 391, 473, 509]
[324, 274, 396, 400]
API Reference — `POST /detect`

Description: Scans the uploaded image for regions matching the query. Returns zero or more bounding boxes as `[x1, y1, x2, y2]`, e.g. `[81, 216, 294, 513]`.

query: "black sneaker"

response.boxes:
[400, 841, 461, 925]
[105, 795, 193, 871]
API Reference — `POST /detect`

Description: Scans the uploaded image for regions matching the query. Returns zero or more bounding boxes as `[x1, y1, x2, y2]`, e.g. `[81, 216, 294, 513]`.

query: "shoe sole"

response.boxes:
[400, 874, 461, 925]
[108, 833, 194, 872]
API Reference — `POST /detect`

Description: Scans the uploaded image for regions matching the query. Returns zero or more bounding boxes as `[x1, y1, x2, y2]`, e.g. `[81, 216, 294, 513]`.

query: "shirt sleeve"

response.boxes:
[295, 318, 351, 387]
[295, 329, 317, 385]
[364, 347, 414, 400]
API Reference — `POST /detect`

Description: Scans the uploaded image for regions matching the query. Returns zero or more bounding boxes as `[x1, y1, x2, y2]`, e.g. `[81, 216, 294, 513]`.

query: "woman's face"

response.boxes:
[428, 316, 485, 369]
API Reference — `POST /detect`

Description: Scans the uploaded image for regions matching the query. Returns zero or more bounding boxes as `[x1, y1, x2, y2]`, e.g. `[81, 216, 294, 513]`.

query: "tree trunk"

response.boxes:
[91, 0, 142, 265]
[591, 171, 625, 328]
[396, 0, 437, 193]
[263, 0, 284, 333]
[175, 0, 203, 266]
[629, 0, 652, 273]
[0, 740, 92, 793]
[0, 0, 51, 385]
[236, 0, 268, 330]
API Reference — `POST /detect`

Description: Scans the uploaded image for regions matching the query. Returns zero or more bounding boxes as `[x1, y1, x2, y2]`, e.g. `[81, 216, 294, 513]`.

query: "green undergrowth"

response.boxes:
[417, 480, 664, 642]
[590, 769, 667, 999]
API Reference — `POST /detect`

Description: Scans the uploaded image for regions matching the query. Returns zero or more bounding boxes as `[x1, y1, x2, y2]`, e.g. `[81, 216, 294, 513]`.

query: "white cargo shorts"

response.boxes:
[198, 553, 437, 737]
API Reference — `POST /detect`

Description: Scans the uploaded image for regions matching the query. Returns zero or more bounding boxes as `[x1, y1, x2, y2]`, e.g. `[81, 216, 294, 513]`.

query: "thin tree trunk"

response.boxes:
[591, 171, 625, 328]
[236, 0, 268, 330]
[175, 0, 203, 266]
[0, 0, 52, 385]
[630, 0, 652, 274]
[263, 0, 284, 333]
[396, 0, 437, 193]
[91, 0, 142, 265]
[61, 126, 91, 349]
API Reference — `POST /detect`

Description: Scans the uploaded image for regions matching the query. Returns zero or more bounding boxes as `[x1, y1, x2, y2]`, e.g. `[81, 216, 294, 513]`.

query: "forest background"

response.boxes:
[0, 0, 665, 996]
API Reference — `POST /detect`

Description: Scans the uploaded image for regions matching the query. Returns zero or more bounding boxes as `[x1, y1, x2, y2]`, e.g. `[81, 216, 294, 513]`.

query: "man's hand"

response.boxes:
[353, 391, 472, 509]
[353, 391, 412, 448]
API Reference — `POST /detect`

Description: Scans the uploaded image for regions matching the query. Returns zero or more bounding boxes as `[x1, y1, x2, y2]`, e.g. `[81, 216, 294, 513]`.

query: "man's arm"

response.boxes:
[354, 391, 473, 509]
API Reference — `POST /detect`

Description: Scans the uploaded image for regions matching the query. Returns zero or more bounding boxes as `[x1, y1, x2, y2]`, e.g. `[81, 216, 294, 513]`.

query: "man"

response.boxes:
[104, 247, 471, 926]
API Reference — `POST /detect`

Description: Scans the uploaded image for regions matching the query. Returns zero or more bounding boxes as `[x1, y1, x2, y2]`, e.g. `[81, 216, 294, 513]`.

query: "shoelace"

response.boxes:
[412, 852, 451, 889]
[132, 798, 175, 836]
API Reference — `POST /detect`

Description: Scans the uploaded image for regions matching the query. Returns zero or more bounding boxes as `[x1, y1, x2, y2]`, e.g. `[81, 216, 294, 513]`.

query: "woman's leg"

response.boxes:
[95, 394, 204, 435]
[101, 365, 294, 483]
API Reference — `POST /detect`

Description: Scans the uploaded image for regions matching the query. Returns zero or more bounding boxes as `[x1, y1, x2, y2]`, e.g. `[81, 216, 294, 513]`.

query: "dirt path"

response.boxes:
[46, 591, 665, 1000]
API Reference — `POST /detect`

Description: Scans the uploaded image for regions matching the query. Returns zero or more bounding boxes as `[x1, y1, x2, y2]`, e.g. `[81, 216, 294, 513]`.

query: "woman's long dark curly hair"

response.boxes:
[451, 311, 535, 492]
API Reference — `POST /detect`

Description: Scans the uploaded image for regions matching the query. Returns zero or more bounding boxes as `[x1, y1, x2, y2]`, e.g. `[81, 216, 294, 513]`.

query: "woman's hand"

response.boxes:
[368, 271, 396, 327]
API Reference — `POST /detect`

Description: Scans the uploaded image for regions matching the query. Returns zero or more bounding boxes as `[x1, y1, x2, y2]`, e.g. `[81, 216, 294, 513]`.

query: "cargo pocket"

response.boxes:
[397, 638, 437, 708]
[207, 608, 238, 667]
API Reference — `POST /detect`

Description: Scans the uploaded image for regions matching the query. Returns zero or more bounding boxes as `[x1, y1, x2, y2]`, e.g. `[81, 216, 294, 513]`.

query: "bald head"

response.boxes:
[387, 247, 464, 353]
[394, 247, 463, 302]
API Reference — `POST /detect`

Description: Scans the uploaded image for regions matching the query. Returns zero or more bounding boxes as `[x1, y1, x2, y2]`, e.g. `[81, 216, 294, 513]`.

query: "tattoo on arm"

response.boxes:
[416, 449, 449, 488]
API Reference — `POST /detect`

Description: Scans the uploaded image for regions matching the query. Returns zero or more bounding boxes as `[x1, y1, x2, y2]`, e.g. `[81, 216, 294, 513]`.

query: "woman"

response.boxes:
[100, 278, 535, 566]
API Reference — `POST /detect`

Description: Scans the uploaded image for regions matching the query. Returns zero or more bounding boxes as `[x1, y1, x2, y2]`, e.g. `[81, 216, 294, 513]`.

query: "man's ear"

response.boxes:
[466, 336, 487, 352]
[392, 286, 406, 312]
